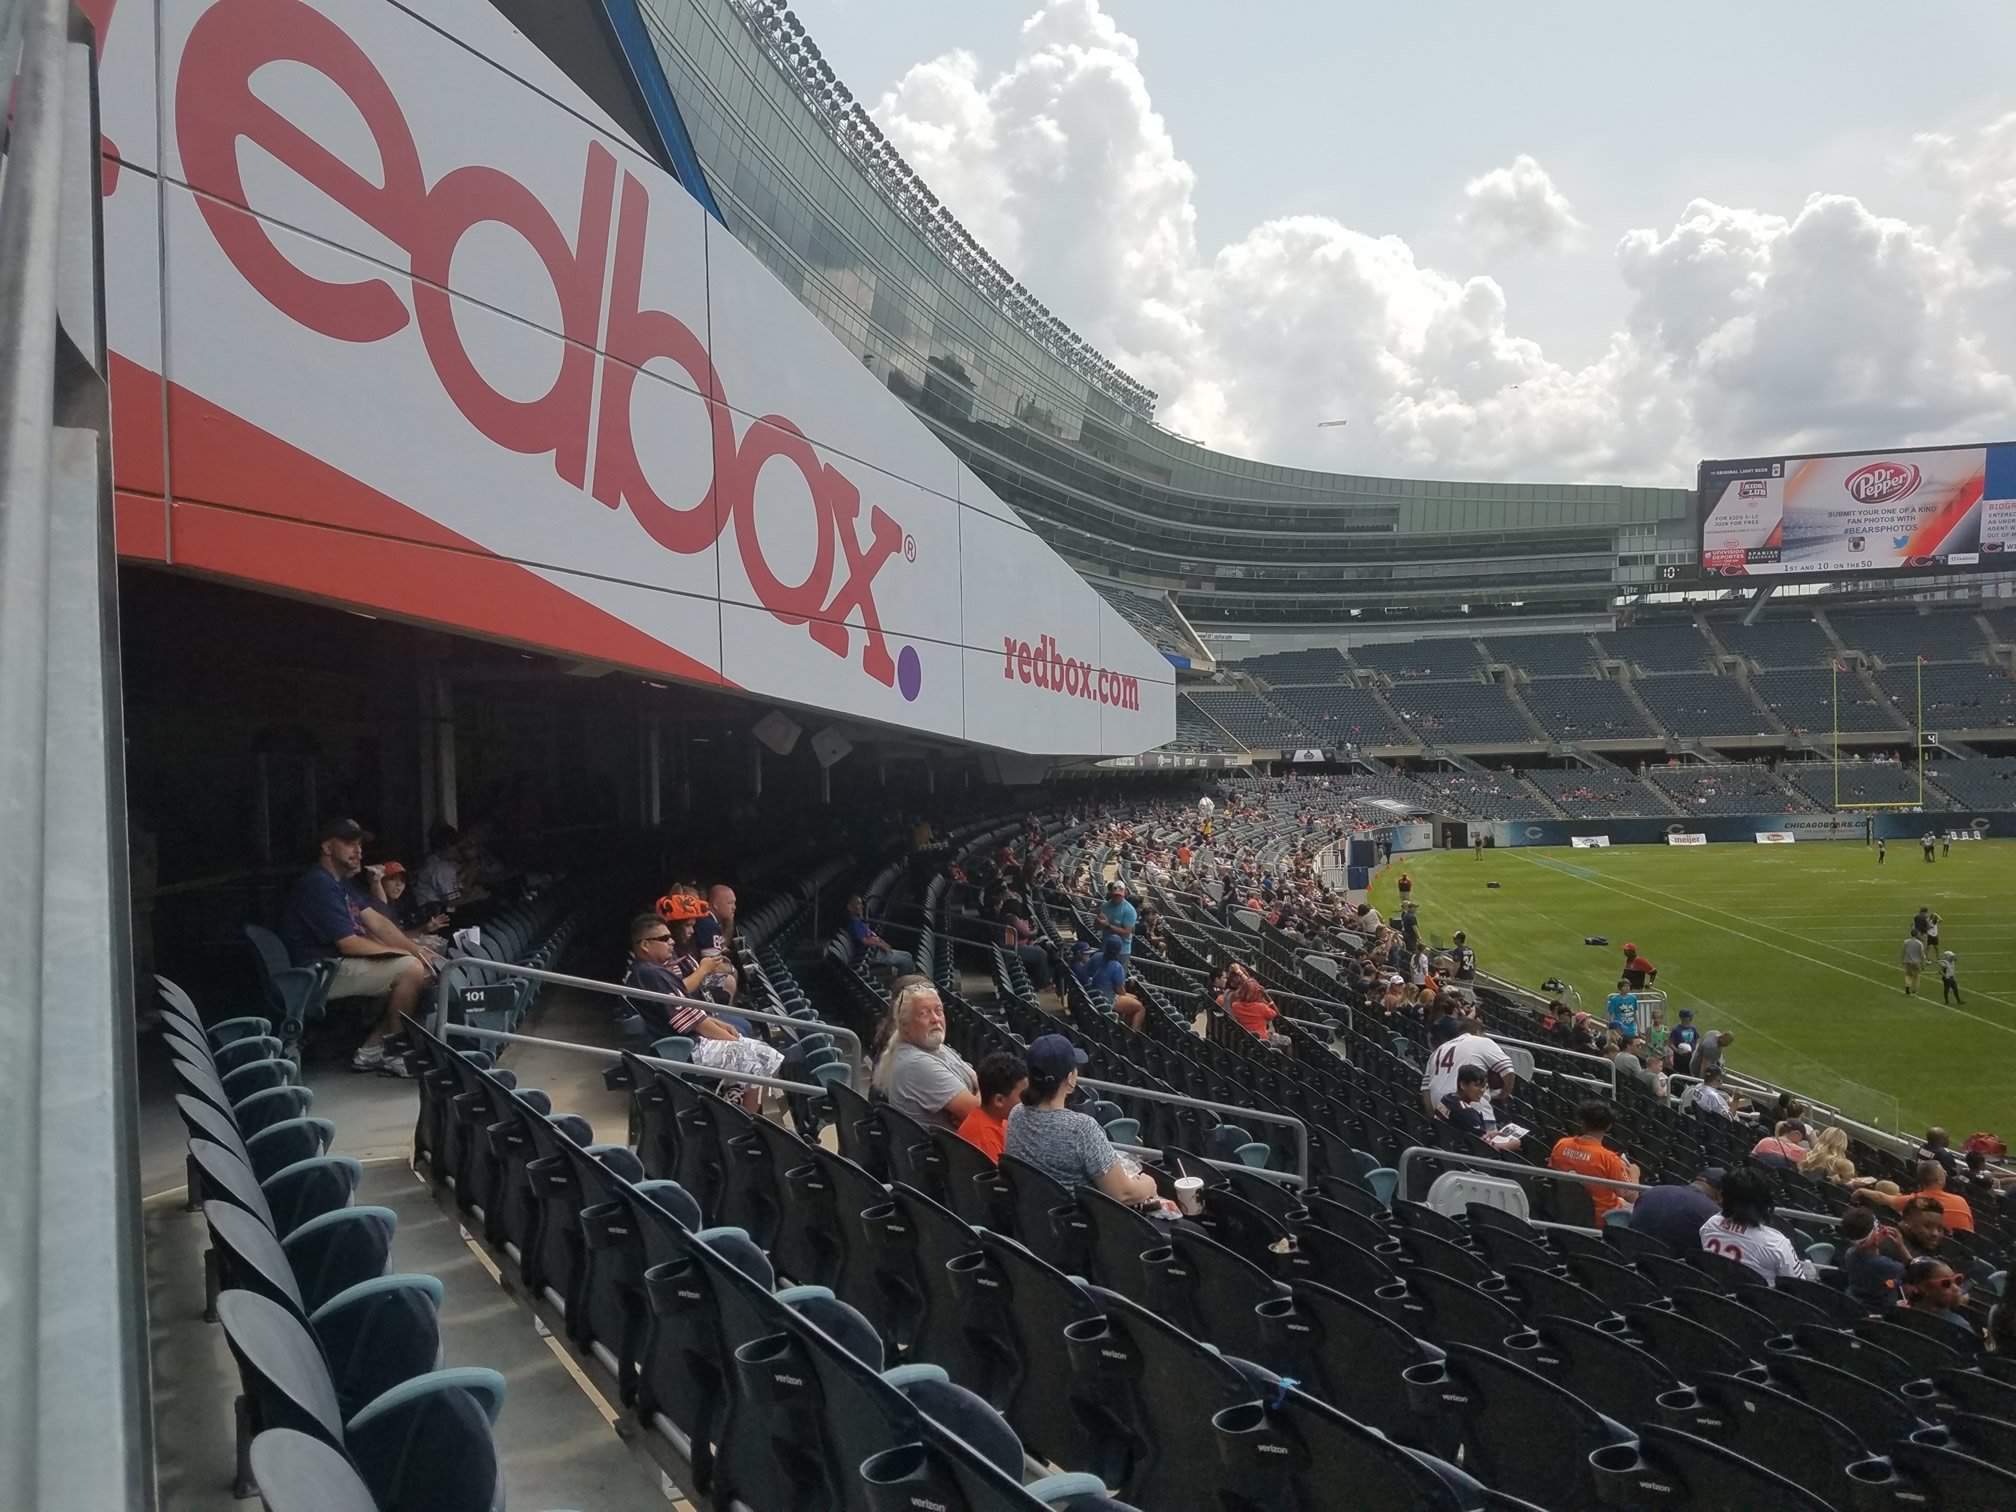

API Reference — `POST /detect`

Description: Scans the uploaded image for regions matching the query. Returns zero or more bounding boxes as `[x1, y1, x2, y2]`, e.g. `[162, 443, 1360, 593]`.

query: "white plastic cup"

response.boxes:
[1174, 1176, 1205, 1216]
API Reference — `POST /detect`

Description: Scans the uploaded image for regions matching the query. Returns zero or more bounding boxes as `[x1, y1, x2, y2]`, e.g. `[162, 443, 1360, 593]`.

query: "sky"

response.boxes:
[791, 0, 2016, 487]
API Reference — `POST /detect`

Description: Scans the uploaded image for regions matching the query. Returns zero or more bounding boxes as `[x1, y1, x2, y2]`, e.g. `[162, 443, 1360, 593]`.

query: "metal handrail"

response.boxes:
[1078, 1076, 1309, 1187]
[430, 957, 865, 1090]
[1395, 1146, 1847, 1231]
[437, 1023, 833, 1099]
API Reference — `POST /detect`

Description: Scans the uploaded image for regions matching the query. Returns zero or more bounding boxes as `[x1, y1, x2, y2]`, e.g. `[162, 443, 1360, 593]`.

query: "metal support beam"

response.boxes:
[1741, 582, 1777, 625]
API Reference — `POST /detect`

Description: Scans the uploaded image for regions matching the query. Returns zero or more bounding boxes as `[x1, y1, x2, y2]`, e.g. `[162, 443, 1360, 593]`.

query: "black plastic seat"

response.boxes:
[885, 1182, 990, 1385]
[1589, 1421, 1834, 1510]
[1779, 1322, 1923, 1395]
[826, 1079, 888, 1179]
[1299, 1193, 1390, 1252]
[1849, 1438, 2016, 1508]
[874, 1103, 945, 1203]
[1397, 1226, 1495, 1287]
[702, 1091, 784, 1252]
[971, 1229, 1106, 1477]
[1621, 1303, 1755, 1380]
[1602, 1221, 1675, 1266]
[1666, 1286, 1779, 1352]
[1190, 1184, 1293, 1270]
[308, 1274, 447, 1420]
[994, 1154, 1091, 1277]
[1391, 1199, 1467, 1246]
[1561, 1251, 1664, 1312]
[1060, 1287, 1260, 1511]
[1732, 1279, 1834, 1332]
[1663, 1372, 1865, 1507]
[1933, 1363, 2016, 1423]
[1402, 1341, 1632, 1511]
[1529, 1314, 1680, 1431]
[1774, 1273, 1865, 1325]
[1406, 1267, 1526, 1354]
[1469, 1222, 1555, 1276]
[1264, 1281, 1444, 1448]
[1146, 1224, 1289, 1368]
[1763, 1350, 1934, 1447]
[1854, 1314, 1970, 1376]
[204, 1199, 395, 1319]
[926, 1124, 1010, 1230]
[804, 1144, 906, 1351]
[1939, 1410, 2016, 1465]
[1502, 1262, 1617, 1329]
[1210, 1375, 1498, 1511]
[1076, 1186, 1162, 1297]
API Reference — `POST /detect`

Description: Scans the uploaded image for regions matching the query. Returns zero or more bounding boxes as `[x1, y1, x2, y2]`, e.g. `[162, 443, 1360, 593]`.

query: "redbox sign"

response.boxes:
[176, 0, 921, 700]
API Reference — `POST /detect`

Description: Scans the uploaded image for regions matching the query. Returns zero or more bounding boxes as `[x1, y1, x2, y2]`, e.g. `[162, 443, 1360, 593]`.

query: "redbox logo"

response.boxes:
[175, 0, 921, 699]
[1844, 461, 1922, 507]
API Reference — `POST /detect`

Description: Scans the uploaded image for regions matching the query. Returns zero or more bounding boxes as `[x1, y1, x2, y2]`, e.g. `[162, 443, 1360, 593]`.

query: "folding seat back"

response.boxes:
[1076, 1186, 1161, 1297]
[233, 1084, 316, 1140]
[639, 1224, 775, 1489]
[1391, 1199, 1467, 1247]
[806, 1144, 905, 1350]
[1938, 1410, 2016, 1465]
[1932, 1363, 2016, 1422]
[1689, 1246, 1767, 1290]
[926, 1124, 1011, 1230]
[1728, 1277, 1833, 1333]
[191, 1138, 279, 1232]
[1529, 1314, 1680, 1433]
[309, 1274, 445, 1420]
[624, 1052, 681, 1179]
[1400, 1267, 1526, 1355]
[482, 1091, 549, 1261]
[521, 1111, 597, 1308]
[1402, 1341, 1633, 1511]
[1299, 1192, 1389, 1252]
[1265, 1281, 1443, 1449]
[1560, 1250, 1663, 1313]
[1847, 1439, 2016, 1509]
[1589, 1421, 1834, 1510]
[1666, 1286, 1778, 1353]
[1602, 1221, 1675, 1266]
[1502, 1262, 1618, 1330]
[701, 1090, 783, 1251]
[1147, 1224, 1289, 1369]
[1397, 1227, 1495, 1288]
[658, 1069, 726, 1224]
[283, 1204, 397, 1313]
[972, 1230, 1107, 1477]
[1780, 1322, 1921, 1395]
[858, 1431, 1128, 1512]
[1774, 1273, 1865, 1326]
[886, 1183, 991, 1385]
[1061, 1287, 1257, 1511]
[1211, 1377, 1492, 1512]
[1188, 1184, 1292, 1270]
[1854, 1314, 1970, 1377]
[1762, 1350, 1933, 1448]
[1622, 1302, 1754, 1380]
[243, 923, 332, 1046]
[874, 1103, 944, 1201]
[1470, 1221, 1554, 1277]
[827, 1080, 888, 1179]
[1660, 1373, 1863, 1507]
[216, 1287, 347, 1492]
[248, 1428, 379, 1512]
[343, 1369, 507, 1512]
[994, 1155, 1091, 1277]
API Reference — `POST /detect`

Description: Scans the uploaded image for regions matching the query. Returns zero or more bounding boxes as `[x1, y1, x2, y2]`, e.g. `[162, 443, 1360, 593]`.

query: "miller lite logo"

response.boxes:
[1844, 461, 1922, 506]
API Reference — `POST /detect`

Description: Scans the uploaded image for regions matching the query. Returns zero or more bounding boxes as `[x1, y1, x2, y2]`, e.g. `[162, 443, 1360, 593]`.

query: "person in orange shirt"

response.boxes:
[956, 1050, 1028, 1163]
[1224, 965, 1280, 1043]
[1855, 1160, 1976, 1234]
[1549, 1101, 1641, 1220]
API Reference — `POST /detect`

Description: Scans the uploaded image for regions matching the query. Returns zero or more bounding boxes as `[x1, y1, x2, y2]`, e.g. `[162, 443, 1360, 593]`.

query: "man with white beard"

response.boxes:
[872, 981, 979, 1129]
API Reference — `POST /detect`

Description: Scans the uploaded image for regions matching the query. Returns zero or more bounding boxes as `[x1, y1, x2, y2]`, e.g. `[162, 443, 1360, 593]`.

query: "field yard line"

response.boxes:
[1506, 852, 2016, 1042]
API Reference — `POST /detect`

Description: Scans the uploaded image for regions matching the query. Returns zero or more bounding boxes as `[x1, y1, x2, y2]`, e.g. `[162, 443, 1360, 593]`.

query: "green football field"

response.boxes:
[1366, 840, 2014, 1138]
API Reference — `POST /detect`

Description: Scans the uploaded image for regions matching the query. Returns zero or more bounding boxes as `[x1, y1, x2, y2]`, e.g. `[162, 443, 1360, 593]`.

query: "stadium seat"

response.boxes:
[1589, 1422, 1835, 1510]
[248, 1428, 380, 1512]
[204, 1199, 396, 1318]
[243, 924, 335, 1052]
[1402, 1340, 1633, 1510]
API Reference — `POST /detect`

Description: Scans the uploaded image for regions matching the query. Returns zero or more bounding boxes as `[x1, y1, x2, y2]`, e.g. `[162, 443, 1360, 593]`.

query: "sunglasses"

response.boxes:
[642, 933, 673, 944]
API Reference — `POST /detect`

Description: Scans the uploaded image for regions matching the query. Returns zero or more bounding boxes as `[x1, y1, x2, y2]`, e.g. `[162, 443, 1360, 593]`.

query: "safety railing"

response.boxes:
[1395, 1147, 1846, 1233]
[1079, 1076, 1309, 1188]
[429, 957, 867, 1091]
[0, 0, 151, 1506]
[437, 1023, 837, 1101]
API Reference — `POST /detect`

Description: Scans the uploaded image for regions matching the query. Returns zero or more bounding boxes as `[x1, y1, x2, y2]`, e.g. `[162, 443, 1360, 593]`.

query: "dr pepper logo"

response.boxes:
[175, 0, 923, 700]
[1843, 461, 1922, 507]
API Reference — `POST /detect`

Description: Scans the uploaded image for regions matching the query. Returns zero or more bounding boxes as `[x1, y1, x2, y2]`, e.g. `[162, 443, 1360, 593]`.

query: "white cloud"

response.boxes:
[1459, 154, 1585, 253]
[870, 1, 2016, 484]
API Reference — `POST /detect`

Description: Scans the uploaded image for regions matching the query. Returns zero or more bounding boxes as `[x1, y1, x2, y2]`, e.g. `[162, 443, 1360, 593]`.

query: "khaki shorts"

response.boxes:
[1903, 964, 1922, 988]
[329, 952, 417, 1001]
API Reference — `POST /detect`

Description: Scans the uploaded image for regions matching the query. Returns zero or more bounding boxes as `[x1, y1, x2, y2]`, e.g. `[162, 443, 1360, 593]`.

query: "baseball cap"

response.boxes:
[1697, 1167, 1726, 1191]
[1677, 1008, 1694, 1019]
[1072, 940, 1095, 956]
[379, 861, 406, 877]
[318, 816, 368, 843]
[1107, 880, 1127, 895]
[1025, 1033, 1088, 1081]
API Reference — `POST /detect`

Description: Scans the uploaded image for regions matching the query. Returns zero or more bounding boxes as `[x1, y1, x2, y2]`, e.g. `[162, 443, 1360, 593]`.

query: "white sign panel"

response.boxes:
[1665, 833, 1708, 846]
[1755, 831, 1797, 844]
[1569, 835, 1611, 849]
[94, 0, 1171, 755]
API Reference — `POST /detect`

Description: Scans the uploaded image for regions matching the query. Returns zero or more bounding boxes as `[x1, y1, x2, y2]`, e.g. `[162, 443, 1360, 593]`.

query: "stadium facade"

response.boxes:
[638, 0, 1691, 639]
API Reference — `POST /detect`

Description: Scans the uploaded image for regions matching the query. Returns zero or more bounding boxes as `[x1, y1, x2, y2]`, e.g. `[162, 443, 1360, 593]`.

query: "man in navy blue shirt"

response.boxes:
[280, 818, 438, 1074]
[1624, 1168, 1723, 1253]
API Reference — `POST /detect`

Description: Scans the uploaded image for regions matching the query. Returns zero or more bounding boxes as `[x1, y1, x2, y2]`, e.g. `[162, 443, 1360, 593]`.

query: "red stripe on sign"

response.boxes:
[114, 490, 170, 561]
[145, 364, 727, 687]
[110, 351, 166, 498]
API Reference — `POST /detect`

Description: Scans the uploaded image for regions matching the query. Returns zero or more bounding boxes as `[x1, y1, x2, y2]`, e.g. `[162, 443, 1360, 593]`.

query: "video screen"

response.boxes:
[1698, 442, 2016, 577]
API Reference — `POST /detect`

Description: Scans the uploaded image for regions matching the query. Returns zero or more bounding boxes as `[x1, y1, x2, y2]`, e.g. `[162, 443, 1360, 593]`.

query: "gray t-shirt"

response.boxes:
[1902, 937, 1925, 967]
[884, 1042, 975, 1128]
[1004, 1104, 1118, 1192]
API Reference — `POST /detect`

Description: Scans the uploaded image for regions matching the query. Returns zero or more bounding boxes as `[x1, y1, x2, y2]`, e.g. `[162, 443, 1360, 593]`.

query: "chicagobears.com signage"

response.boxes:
[93, 0, 1172, 756]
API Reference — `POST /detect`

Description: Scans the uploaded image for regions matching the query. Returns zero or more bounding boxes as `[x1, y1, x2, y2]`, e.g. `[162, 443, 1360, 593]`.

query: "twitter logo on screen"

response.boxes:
[1893, 535, 1911, 549]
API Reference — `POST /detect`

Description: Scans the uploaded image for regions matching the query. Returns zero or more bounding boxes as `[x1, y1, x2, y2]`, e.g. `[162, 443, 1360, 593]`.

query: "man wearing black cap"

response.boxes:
[1622, 1168, 1723, 1254]
[1100, 880, 1137, 957]
[280, 818, 438, 1074]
